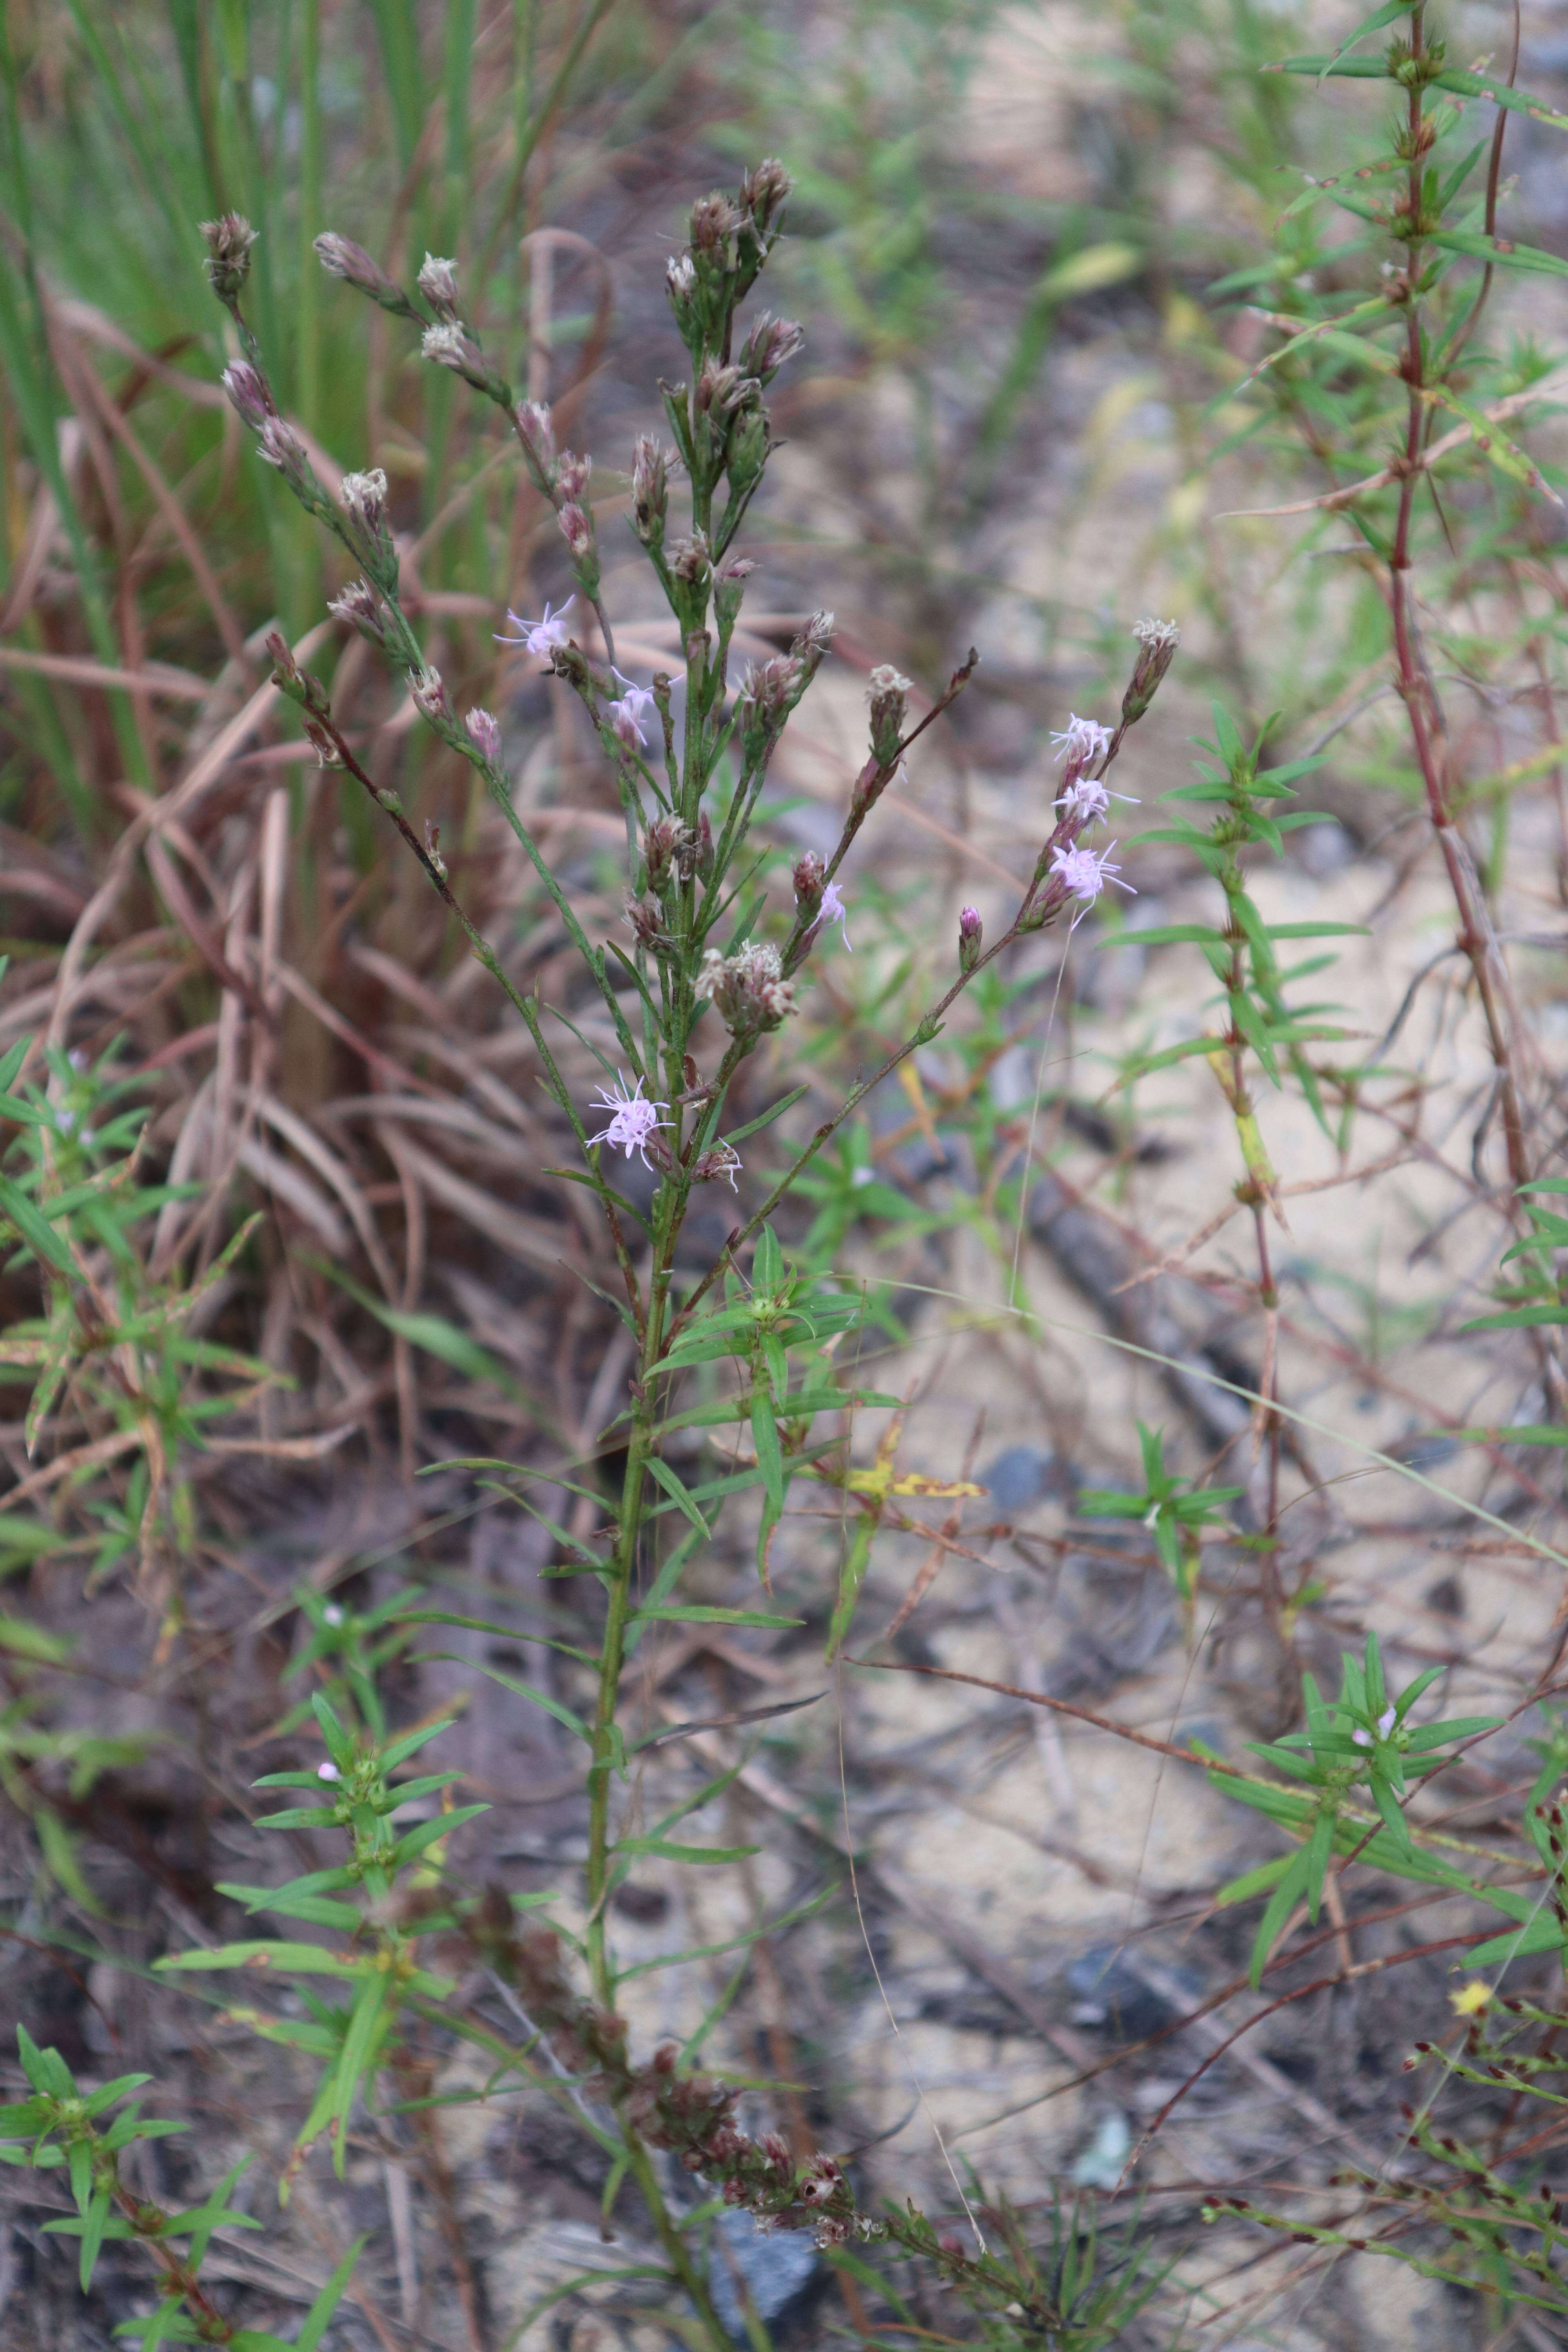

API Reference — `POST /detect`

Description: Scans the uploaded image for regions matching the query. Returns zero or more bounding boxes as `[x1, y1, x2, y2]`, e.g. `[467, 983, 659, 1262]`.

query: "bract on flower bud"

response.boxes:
[738, 654, 803, 739]
[643, 817, 683, 889]
[412, 666, 452, 725]
[265, 629, 301, 691]
[696, 810, 714, 884]
[793, 851, 825, 913]
[1123, 615, 1180, 724]
[668, 533, 711, 586]
[665, 252, 699, 340]
[695, 359, 758, 418]
[221, 359, 274, 431]
[700, 942, 796, 1038]
[958, 905, 983, 974]
[200, 211, 258, 301]
[626, 898, 669, 952]
[328, 578, 388, 649]
[315, 231, 408, 312]
[416, 252, 461, 323]
[464, 708, 503, 767]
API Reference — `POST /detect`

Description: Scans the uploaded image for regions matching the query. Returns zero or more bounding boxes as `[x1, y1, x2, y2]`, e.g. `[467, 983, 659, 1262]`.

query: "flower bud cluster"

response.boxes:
[700, 942, 796, 1037]
[958, 905, 983, 974]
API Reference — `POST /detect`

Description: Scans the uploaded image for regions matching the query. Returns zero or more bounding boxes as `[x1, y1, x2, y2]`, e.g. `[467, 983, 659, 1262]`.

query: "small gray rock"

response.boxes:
[707, 2210, 819, 2342]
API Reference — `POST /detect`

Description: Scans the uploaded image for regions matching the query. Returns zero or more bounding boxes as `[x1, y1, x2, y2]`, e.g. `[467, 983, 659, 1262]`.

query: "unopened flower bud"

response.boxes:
[737, 653, 803, 747]
[725, 405, 769, 500]
[643, 817, 682, 889]
[266, 629, 301, 694]
[464, 707, 502, 767]
[696, 810, 714, 883]
[421, 321, 490, 386]
[339, 468, 393, 575]
[412, 666, 452, 725]
[416, 252, 461, 323]
[793, 851, 825, 913]
[866, 664, 911, 763]
[200, 211, 257, 302]
[514, 398, 557, 492]
[626, 898, 668, 952]
[793, 610, 835, 684]
[666, 252, 698, 336]
[958, 906, 982, 974]
[632, 436, 670, 544]
[1123, 615, 1180, 724]
[739, 312, 805, 383]
[221, 358, 274, 431]
[328, 578, 388, 648]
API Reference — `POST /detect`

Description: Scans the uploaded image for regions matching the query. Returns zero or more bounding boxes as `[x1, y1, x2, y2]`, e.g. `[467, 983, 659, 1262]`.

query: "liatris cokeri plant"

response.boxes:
[0, 178, 1181, 2351]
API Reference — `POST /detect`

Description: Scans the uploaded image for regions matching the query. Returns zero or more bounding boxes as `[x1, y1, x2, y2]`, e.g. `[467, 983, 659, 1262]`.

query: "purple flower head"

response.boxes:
[608, 670, 658, 751]
[1056, 775, 1138, 826]
[1353, 1705, 1398, 1749]
[586, 1072, 671, 1169]
[1049, 840, 1134, 908]
[809, 878, 852, 951]
[497, 597, 576, 660]
[1050, 713, 1113, 771]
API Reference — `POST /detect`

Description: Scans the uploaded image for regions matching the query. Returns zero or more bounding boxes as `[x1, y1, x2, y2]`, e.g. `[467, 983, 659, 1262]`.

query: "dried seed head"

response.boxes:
[340, 467, 388, 541]
[626, 898, 668, 952]
[701, 941, 796, 1037]
[739, 312, 805, 382]
[793, 851, 825, 911]
[668, 532, 712, 586]
[958, 905, 983, 973]
[739, 158, 793, 232]
[696, 358, 758, 417]
[416, 252, 461, 322]
[558, 502, 594, 560]
[556, 450, 593, 502]
[411, 666, 452, 725]
[328, 578, 388, 648]
[464, 707, 502, 767]
[514, 398, 557, 490]
[692, 1143, 742, 1190]
[739, 653, 803, 730]
[867, 664, 911, 761]
[200, 211, 258, 301]
[690, 192, 742, 259]
[255, 416, 310, 485]
[314, 231, 402, 306]
[221, 359, 275, 432]
[1123, 614, 1181, 723]
[632, 436, 671, 543]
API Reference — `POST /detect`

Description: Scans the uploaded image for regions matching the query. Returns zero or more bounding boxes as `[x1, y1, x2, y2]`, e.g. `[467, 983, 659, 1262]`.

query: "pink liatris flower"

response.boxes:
[464, 708, 502, 766]
[608, 671, 658, 750]
[1050, 714, 1112, 769]
[1049, 840, 1134, 906]
[809, 879, 852, 950]
[1055, 775, 1138, 826]
[586, 1073, 671, 1169]
[496, 597, 575, 659]
[1352, 1706, 1398, 1749]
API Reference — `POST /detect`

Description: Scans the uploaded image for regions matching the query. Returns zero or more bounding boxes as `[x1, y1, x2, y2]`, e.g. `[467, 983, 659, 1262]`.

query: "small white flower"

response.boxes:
[607, 670, 658, 750]
[318, 1760, 341, 1782]
[322, 1603, 344, 1627]
[496, 597, 577, 660]
[585, 1072, 671, 1169]
[1049, 840, 1134, 905]
[809, 879, 852, 951]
